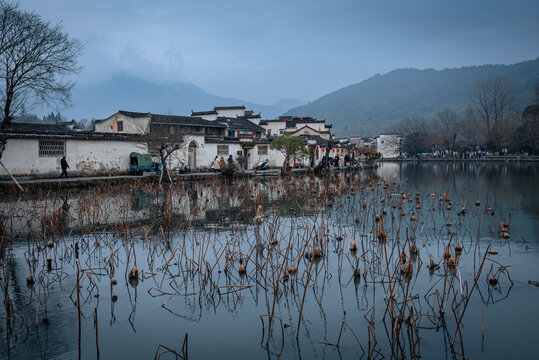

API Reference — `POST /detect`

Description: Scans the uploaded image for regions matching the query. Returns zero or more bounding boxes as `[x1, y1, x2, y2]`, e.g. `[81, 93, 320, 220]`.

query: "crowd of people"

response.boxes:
[328, 153, 356, 167]
[210, 154, 248, 172]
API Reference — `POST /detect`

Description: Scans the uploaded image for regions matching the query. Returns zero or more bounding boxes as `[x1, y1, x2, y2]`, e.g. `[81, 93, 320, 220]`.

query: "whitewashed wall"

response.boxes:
[376, 134, 400, 159]
[70, 140, 147, 175]
[215, 108, 245, 118]
[1, 138, 147, 177]
[94, 113, 150, 134]
[197, 114, 218, 121]
[287, 125, 331, 140]
[246, 117, 261, 125]
[296, 122, 327, 132]
[262, 121, 286, 137]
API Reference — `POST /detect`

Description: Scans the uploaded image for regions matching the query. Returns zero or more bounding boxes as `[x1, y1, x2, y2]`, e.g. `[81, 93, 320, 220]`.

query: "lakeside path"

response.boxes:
[377, 155, 539, 162]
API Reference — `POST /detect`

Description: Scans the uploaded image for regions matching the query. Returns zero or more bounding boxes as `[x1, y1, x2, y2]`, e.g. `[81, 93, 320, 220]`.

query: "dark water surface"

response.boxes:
[1, 162, 538, 359]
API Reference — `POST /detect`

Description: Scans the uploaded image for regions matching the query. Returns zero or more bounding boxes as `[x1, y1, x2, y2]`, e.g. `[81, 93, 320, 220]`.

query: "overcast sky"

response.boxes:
[22, 0, 539, 105]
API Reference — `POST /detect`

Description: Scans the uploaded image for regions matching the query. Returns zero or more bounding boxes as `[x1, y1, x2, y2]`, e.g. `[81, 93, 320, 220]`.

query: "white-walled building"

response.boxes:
[94, 110, 287, 171]
[349, 136, 377, 150]
[2, 107, 336, 178]
[1, 122, 146, 177]
[259, 116, 332, 140]
[94, 110, 151, 134]
[376, 134, 401, 159]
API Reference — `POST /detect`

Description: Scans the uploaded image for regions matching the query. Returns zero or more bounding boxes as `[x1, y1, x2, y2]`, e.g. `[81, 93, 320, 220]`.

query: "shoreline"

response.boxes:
[377, 156, 539, 162]
[0, 165, 374, 193]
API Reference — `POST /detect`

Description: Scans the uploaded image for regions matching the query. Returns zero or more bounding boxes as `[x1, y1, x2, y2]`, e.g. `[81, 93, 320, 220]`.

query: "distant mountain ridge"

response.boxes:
[60, 73, 305, 121]
[284, 58, 539, 137]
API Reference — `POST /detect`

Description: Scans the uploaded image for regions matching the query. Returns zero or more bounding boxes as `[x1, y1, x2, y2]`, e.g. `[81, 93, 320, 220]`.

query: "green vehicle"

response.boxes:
[129, 152, 161, 175]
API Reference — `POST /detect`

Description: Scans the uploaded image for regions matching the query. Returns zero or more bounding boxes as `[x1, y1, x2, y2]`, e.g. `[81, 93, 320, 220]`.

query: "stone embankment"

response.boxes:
[0, 165, 375, 193]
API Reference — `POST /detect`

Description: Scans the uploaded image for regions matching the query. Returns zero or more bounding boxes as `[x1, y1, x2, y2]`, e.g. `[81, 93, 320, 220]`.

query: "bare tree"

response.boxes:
[513, 105, 538, 154]
[472, 76, 514, 148]
[0, 1, 83, 158]
[435, 107, 460, 151]
[145, 122, 193, 184]
[393, 118, 429, 157]
[460, 105, 481, 150]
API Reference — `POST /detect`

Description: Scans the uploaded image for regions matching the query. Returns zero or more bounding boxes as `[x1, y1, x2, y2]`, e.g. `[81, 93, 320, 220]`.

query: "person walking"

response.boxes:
[59, 156, 69, 178]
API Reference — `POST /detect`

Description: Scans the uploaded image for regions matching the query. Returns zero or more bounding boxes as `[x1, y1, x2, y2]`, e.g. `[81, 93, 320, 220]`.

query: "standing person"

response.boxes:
[334, 154, 340, 167]
[237, 153, 245, 171]
[227, 154, 234, 168]
[339, 155, 344, 167]
[344, 153, 350, 166]
[219, 156, 226, 170]
[59, 156, 69, 178]
[211, 156, 218, 172]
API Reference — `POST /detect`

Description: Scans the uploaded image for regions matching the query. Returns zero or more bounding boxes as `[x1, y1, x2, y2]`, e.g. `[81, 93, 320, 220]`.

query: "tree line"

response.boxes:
[392, 76, 539, 156]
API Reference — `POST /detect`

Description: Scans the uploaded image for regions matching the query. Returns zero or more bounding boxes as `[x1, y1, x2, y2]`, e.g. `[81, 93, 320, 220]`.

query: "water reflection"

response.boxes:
[1, 164, 538, 360]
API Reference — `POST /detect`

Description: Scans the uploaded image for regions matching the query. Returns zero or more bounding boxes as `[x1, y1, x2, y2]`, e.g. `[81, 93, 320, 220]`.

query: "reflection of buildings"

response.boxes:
[1, 176, 355, 236]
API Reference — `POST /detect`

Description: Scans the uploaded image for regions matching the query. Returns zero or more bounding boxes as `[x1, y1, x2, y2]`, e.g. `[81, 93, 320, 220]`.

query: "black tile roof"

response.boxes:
[264, 117, 326, 124]
[191, 110, 217, 116]
[214, 105, 245, 110]
[3, 122, 74, 133]
[215, 117, 265, 132]
[150, 114, 226, 128]
[118, 110, 150, 118]
[300, 135, 329, 147]
[2, 122, 143, 142]
[246, 112, 261, 118]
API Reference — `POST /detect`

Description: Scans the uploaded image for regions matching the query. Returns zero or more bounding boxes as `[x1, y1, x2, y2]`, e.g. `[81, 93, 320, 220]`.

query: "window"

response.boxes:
[117, 120, 123, 132]
[169, 126, 175, 135]
[258, 145, 268, 156]
[39, 140, 65, 157]
[217, 145, 229, 156]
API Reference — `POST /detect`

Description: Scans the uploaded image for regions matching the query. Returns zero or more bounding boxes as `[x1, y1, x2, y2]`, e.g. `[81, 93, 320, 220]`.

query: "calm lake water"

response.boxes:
[1, 162, 538, 359]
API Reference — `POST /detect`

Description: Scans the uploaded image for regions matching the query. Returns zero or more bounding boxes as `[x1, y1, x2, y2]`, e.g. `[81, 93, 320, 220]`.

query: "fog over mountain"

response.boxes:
[284, 58, 539, 137]
[61, 73, 305, 121]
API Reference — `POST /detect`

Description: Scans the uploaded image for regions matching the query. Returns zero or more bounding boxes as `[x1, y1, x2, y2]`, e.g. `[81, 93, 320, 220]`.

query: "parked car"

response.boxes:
[130, 152, 161, 175]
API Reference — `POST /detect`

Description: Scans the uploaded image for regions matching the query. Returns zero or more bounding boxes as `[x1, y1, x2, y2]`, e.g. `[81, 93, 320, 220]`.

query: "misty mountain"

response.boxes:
[61, 73, 299, 121]
[284, 58, 539, 137]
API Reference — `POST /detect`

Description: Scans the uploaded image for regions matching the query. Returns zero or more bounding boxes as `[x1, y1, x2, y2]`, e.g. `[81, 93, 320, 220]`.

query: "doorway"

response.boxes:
[188, 141, 197, 170]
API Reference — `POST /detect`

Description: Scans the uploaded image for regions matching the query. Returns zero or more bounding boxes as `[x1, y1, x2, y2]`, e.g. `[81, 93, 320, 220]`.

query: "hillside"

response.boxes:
[61, 73, 304, 121]
[284, 58, 539, 137]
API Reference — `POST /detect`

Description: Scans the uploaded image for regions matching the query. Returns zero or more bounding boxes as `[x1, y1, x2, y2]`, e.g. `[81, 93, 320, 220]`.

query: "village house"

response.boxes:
[349, 136, 377, 150]
[1, 107, 336, 178]
[192, 107, 335, 168]
[1, 122, 146, 177]
[376, 133, 401, 158]
[259, 116, 332, 140]
[96, 109, 285, 170]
